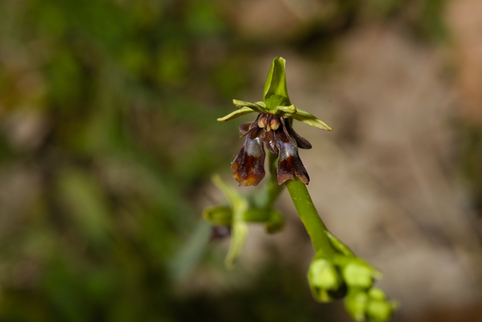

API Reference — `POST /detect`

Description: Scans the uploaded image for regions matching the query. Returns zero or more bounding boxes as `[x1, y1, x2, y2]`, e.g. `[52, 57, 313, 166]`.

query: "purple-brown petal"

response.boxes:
[263, 131, 278, 155]
[239, 115, 261, 137]
[275, 131, 310, 185]
[280, 117, 312, 149]
[231, 133, 266, 186]
[239, 122, 252, 136]
[284, 119, 312, 149]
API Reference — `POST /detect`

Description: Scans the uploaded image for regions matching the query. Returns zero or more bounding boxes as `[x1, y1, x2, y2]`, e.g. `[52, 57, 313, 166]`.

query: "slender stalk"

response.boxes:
[285, 178, 335, 257]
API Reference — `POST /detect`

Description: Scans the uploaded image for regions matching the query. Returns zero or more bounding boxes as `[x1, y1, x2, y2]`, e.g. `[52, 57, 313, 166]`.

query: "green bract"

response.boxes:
[217, 57, 333, 131]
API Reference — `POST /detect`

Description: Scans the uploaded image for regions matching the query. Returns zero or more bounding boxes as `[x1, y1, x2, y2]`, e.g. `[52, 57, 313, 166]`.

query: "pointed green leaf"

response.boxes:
[263, 57, 291, 107]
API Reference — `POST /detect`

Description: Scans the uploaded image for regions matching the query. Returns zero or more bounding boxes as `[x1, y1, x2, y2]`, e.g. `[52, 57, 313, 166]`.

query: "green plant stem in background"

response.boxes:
[285, 178, 335, 257]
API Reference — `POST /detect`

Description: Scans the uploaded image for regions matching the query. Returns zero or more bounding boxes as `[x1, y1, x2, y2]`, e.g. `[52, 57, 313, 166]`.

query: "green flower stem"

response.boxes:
[285, 178, 335, 257]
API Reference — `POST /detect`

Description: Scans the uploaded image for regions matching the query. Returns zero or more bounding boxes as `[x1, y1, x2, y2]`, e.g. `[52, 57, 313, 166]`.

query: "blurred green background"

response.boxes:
[1, 0, 482, 321]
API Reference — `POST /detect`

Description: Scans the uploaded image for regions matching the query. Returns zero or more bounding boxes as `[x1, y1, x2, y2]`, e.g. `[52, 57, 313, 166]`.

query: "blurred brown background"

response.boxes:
[1, 0, 482, 321]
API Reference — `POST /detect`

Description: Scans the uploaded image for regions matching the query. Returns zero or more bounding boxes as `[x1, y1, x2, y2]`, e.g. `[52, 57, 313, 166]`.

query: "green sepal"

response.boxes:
[232, 99, 267, 112]
[217, 100, 269, 122]
[290, 108, 333, 131]
[263, 57, 291, 107]
[265, 95, 290, 110]
[217, 57, 333, 131]
[217, 106, 255, 122]
[272, 104, 297, 116]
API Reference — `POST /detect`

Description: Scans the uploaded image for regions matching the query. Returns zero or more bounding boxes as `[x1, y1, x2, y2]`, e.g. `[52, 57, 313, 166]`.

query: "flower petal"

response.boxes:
[262, 131, 278, 155]
[239, 114, 261, 137]
[232, 99, 267, 113]
[276, 131, 310, 185]
[272, 104, 297, 115]
[217, 106, 255, 122]
[263, 57, 291, 105]
[290, 108, 333, 131]
[231, 131, 266, 186]
[239, 122, 252, 136]
[283, 118, 312, 149]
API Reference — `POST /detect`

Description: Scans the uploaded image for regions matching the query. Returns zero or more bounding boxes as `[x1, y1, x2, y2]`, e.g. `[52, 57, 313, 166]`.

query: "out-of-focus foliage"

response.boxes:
[459, 124, 482, 216]
[0, 0, 242, 320]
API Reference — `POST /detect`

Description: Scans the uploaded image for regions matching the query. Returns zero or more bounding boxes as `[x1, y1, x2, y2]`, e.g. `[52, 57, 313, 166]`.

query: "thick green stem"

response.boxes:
[285, 178, 335, 257]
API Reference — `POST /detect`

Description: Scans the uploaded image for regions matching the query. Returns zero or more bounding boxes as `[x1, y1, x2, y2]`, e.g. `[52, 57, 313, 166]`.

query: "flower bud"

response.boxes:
[308, 259, 345, 302]
[345, 290, 368, 322]
[366, 288, 398, 322]
[342, 259, 376, 289]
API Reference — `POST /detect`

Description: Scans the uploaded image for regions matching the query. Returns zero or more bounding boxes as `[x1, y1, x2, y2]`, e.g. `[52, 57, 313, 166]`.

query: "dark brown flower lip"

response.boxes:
[231, 131, 266, 186]
[232, 113, 312, 186]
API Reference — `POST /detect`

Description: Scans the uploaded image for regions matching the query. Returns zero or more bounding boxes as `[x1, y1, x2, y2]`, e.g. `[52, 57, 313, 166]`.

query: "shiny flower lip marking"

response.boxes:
[217, 57, 333, 186]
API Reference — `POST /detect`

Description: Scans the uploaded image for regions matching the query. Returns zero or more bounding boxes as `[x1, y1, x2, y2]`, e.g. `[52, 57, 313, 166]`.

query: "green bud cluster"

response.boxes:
[307, 232, 398, 321]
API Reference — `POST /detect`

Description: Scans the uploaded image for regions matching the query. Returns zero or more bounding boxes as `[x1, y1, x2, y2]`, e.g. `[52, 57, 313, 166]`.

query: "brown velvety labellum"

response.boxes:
[231, 136, 266, 186]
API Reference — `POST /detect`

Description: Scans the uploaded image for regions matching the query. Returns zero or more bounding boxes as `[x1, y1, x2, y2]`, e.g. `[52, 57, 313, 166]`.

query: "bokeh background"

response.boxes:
[1, 0, 482, 321]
